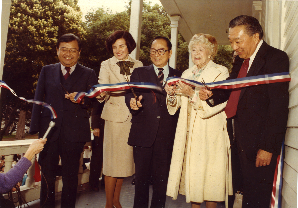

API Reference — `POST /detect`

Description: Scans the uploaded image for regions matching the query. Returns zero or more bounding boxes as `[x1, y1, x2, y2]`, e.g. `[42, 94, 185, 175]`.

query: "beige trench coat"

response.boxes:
[166, 61, 233, 205]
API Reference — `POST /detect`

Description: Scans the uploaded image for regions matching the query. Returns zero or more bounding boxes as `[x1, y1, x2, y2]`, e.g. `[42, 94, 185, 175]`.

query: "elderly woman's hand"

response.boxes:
[165, 84, 176, 96]
[199, 87, 213, 101]
[175, 81, 194, 98]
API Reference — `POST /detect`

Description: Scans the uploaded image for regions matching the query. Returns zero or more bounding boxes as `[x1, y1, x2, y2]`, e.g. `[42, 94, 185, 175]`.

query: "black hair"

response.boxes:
[229, 15, 263, 39]
[56, 33, 81, 50]
[106, 30, 136, 54]
[152, 36, 172, 50]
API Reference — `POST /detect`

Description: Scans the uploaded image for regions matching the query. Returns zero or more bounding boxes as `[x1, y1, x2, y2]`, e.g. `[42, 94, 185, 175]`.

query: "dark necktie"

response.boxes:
[117, 61, 134, 76]
[158, 68, 164, 84]
[64, 67, 70, 80]
[225, 58, 250, 118]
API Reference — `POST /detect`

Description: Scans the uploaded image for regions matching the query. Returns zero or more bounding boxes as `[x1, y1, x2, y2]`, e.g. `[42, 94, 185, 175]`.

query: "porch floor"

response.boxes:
[27, 176, 225, 208]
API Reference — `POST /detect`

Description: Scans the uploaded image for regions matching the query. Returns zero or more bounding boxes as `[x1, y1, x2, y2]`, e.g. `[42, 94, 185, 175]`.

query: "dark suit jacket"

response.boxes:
[125, 64, 182, 148]
[91, 101, 105, 130]
[208, 41, 289, 159]
[30, 63, 98, 143]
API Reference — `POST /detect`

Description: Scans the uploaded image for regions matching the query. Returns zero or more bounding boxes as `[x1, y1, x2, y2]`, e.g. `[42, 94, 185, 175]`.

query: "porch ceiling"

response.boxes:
[160, 0, 256, 45]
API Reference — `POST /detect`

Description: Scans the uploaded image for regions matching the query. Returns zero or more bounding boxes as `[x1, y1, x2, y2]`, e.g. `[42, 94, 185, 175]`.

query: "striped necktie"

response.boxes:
[158, 68, 164, 84]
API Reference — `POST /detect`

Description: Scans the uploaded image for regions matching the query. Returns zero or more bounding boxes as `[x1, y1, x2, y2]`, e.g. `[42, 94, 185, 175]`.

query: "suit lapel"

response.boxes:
[54, 64, 65, 96]
[147, 64, 160, 85]
[146, 65, 165, 101]
[239, 41, 268, 101]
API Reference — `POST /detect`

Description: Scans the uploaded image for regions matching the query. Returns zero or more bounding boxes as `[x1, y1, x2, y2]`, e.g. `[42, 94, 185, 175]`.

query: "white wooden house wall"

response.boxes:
[261, 0, 298, 207]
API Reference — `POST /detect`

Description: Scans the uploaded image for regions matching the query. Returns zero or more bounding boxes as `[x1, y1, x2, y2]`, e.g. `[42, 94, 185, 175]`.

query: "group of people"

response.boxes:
[1, 14, 289, 208]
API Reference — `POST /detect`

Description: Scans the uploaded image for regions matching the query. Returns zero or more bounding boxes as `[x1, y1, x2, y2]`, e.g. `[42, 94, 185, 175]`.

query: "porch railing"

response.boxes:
[0, 139, 91, 204]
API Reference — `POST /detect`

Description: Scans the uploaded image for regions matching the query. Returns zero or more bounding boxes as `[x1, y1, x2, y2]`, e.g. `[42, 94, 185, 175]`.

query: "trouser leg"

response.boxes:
[133, 146, 152, 208]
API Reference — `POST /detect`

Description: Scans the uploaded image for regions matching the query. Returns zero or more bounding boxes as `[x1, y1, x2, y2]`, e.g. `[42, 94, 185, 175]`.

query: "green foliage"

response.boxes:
[214, 45, 234, 72]
[1, 0, 85, 139]
[4, 0, 85, 97]
[80, 9, 130, 76]
[1, 0, 234, 140]
[81, 1, 189, 73]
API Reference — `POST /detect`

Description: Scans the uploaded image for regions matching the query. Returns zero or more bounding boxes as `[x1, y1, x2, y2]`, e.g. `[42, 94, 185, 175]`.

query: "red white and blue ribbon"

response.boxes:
[270, 141, 284, 208]
[74, 82, 162, 103]
[166, 72, 291, 89]
[0, 80, 57, 119]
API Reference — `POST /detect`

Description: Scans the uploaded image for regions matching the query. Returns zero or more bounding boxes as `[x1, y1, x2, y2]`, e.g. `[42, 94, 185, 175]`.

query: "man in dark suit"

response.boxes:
[125, 36, 181, 208]
[30, 33, 97, 208]
[89, 101, 105, 191]
[200, 15, 289, 208]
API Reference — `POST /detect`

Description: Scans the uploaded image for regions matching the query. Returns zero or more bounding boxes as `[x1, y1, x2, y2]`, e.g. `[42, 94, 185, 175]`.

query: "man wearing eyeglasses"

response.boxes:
[30, 33, 97, 208]
[125, 36, 181, 208]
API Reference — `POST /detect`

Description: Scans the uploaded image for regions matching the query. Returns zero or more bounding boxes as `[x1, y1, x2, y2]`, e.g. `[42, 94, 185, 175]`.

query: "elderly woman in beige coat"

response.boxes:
[165, 33, 232, 208]
[97, 30, 143, 208]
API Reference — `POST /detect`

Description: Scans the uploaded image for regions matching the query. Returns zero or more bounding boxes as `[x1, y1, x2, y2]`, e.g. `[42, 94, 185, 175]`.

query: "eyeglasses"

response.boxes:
[150, 48, 169, 56]
[59, 47, 79, 54]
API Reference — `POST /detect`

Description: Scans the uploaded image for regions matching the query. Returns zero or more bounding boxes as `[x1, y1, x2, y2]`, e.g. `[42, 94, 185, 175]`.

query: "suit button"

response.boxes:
[157, 116, 160, 119]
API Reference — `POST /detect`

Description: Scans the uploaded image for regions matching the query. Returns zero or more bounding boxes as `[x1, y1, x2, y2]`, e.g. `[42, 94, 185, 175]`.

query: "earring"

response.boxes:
[208, 55, 211, 59]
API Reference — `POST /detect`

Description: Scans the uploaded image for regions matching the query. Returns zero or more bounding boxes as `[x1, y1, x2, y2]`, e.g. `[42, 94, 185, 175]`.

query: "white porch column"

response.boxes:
[0, 0, 11, 81]
[129, 0, 143, 60]
[252, 1, 262, 23]
[169, 15, 180, 69]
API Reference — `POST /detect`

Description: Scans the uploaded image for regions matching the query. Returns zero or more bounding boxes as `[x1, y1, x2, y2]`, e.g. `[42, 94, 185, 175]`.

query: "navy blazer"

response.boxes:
[125, 64, 182, 148]
[209, 41, 289, 158]
[30, 63, 98, 143]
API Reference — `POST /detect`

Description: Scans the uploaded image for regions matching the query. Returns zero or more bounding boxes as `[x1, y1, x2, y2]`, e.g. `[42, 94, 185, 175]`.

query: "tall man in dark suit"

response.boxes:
[30, 33, 97, 208]
[200, 15, 289, 208]
[125, 36, 181, 208]
[89, 101, 105, 191]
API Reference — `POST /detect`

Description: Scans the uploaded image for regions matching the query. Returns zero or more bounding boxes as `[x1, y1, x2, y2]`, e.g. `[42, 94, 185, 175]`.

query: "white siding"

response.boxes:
[263, 0, 298, 207]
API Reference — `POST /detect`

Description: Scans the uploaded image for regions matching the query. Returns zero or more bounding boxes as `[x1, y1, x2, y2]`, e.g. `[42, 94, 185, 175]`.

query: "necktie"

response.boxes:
[117, 61, 134, 76]
[158, 68, 164, 84]
[64, 67, 70, 80]
[225, 58, 250, 118]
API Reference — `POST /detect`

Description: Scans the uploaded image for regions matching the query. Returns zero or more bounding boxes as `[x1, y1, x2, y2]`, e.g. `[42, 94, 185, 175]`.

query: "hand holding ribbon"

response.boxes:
[166, 72, 291, 90]
[74, 82, 162, 103]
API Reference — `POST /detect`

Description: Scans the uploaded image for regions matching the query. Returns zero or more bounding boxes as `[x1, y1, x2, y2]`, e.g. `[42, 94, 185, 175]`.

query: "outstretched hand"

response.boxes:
[24, 139, 47, 161]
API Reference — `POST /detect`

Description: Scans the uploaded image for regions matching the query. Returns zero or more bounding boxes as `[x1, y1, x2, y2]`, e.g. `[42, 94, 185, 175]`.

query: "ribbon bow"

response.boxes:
[117, 61, 134, 75]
